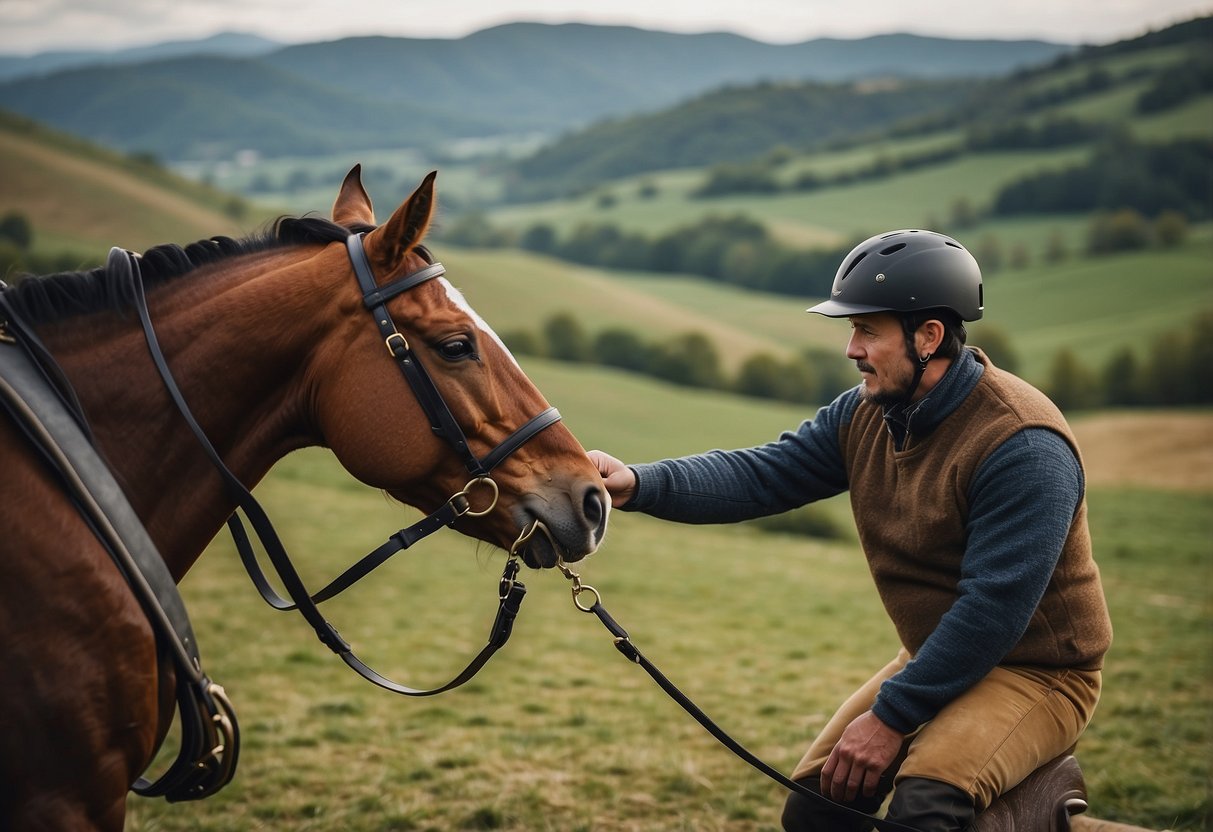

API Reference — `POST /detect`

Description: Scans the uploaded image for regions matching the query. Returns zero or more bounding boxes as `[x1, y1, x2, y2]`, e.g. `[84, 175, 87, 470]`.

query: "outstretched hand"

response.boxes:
[587, 450, 637, 508]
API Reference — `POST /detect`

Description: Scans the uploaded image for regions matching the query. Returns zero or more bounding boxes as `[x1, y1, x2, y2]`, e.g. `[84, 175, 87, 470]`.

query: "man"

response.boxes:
[589, 229, 1111, 831]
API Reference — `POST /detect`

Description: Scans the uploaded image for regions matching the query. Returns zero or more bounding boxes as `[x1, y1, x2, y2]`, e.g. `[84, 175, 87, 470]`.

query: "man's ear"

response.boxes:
[916, 319, 946, 358]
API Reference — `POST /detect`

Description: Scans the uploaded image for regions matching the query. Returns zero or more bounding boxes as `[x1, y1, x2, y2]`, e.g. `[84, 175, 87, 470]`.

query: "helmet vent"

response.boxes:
[879, 243, 907, 256]
[840, 251, 867, 280]
[945, 241, 961, 249]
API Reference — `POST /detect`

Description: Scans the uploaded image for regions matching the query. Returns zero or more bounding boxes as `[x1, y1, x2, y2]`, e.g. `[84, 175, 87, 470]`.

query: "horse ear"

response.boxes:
[362, 171, 437, 275]
[332, 164, 376, 227]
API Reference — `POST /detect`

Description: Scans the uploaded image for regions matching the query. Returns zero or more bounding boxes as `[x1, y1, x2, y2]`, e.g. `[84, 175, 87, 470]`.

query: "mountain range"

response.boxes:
[0, 23, 1071, 162]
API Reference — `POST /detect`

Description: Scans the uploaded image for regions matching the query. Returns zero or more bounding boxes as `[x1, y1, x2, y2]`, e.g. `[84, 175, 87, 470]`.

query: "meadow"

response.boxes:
[2, 23, 1207, 831]
[123, 360, 1212, 831]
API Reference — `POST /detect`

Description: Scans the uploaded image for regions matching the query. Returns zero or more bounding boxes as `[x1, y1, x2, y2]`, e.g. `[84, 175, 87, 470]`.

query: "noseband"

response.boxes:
[124, 234, 563, 697]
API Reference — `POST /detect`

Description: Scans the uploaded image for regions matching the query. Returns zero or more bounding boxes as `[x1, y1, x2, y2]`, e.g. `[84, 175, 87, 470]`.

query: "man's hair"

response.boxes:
[900, 308, 967, 361]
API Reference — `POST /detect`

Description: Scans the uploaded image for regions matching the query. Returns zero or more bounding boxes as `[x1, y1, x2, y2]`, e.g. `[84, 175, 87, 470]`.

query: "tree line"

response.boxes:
[500, 310, 1213, 416]
[500, 311, 855, 405]
[1045, 310, 1213, 411]
[992, 137, 1211, 220]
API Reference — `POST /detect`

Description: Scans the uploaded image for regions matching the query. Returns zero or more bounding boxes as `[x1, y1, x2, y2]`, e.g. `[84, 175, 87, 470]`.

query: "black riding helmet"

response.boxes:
[808, 229, 983, 321]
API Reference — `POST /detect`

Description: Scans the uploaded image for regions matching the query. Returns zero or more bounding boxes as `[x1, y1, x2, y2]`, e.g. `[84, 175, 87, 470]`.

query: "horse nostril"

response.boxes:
[583, 485, 605, 531]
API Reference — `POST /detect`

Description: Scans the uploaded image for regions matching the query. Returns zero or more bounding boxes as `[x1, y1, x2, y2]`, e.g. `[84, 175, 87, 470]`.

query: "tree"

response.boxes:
[499, 328, 543, 357]
[802, 347, 855, 400]
[734, 353, 786, 399]
[1046, 348, 1099, 411]
[650, 332, 724, 389]
[1088, 209, 1150, 254]
[1144, 311, 1213, 405]
[1154, 211, 1189, 247]
[542, 313, 590, 362]
[0, 212, 32, 250]
[969, 325, 1020, 374]
[1183, 310, 1213, 404]
[520, 223, 557, 254]
[1100, 347, 1144, 406]
[593, 328, 651, 373]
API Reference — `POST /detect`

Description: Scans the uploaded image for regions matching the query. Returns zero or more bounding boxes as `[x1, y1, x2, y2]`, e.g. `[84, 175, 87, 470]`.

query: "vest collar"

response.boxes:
[882, 348, 986, 449]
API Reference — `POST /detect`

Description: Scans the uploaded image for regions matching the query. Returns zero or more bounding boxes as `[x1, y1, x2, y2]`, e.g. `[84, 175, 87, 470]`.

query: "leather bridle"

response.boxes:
[347, 232, 563, 480]
[128, 233, 563, 696]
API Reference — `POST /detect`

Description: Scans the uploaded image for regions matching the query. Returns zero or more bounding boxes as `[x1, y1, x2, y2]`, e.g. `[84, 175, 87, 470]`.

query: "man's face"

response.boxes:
[846, 312, 914, 405]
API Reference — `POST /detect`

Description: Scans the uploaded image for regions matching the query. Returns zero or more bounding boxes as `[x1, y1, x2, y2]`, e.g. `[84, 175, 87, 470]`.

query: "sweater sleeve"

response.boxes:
[622, 391, 856, 524]
[871, 428, 1084, 733]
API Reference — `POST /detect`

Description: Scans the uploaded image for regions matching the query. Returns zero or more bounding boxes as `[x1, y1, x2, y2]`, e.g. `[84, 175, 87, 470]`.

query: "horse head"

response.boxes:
[313, 167, 607, 567]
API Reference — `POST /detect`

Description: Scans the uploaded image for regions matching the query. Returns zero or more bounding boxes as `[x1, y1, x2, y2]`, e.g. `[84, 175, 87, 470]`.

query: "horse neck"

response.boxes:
[42, 252, 331, 579]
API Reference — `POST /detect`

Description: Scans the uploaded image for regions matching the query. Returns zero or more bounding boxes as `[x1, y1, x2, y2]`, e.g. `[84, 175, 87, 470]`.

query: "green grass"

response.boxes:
[123, 363, 1210, 831]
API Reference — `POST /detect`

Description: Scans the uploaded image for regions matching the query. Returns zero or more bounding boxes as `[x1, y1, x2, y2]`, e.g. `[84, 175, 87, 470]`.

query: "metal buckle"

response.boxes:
[384, 332, 409, 357]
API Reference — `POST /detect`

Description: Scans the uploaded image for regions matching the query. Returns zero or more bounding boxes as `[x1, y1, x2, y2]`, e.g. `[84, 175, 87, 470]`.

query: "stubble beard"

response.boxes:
[856, 361, 914, 407]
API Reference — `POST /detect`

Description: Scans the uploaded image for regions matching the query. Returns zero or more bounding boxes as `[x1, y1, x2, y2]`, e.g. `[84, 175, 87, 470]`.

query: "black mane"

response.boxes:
[2, 216, 374, 327]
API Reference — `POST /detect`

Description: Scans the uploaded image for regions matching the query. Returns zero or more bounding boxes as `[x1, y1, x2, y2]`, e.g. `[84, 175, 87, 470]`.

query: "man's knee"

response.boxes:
[781, 778, 882, 832]
[886, 777, 975, 832]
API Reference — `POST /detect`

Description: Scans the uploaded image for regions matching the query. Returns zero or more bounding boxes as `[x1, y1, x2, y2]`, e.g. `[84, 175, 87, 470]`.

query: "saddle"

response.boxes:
[972, 754, 1088, 831]
[0, 292, 238, 802]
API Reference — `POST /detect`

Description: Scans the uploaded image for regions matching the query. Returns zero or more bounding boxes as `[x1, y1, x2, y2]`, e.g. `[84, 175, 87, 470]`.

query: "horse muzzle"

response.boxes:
[513, 483, 607, 569]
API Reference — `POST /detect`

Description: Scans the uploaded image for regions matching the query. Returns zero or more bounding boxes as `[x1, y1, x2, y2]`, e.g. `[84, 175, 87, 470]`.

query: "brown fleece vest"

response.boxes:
[840, 350, 1111, 669]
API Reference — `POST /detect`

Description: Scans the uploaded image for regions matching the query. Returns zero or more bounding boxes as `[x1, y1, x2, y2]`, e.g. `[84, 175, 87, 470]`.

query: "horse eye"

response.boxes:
[437, 337, 477, 362]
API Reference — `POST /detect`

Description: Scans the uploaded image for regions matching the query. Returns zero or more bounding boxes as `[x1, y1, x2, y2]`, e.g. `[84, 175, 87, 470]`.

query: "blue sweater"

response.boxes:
[624, 349, 1084, 732]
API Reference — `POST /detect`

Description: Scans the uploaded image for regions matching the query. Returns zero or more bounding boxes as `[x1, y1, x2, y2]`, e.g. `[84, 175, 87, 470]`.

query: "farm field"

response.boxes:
[124, 360, 1212, 831]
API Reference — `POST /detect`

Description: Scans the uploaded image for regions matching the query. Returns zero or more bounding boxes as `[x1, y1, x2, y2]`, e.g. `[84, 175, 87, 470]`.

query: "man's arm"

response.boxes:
[589, 390, 858, 524]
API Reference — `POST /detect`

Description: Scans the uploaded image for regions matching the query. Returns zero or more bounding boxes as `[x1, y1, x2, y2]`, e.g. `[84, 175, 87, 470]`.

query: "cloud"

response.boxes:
[2, 0, 1210, 54]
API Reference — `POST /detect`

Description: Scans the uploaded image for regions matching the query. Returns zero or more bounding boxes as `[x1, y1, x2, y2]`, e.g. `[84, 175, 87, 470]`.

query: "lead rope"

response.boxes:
[553, 560, 920, 832]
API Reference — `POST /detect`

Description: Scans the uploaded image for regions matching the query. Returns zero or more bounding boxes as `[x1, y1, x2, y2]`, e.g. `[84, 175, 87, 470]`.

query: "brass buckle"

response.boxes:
[384, 332, 409, 356]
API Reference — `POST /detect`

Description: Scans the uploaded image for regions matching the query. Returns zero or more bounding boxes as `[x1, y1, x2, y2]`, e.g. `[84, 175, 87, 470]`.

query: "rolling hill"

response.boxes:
[2, 15, 1209, 396]
[0, 31, 281, 82]
[504, 16, 1213, 196]
[0, 24, 1069, 161]
[0, 109, 276, 260]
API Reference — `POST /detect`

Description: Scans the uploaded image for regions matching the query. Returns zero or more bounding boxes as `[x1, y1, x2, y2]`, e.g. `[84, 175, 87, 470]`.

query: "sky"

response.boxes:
[1, 0, 1211, 55]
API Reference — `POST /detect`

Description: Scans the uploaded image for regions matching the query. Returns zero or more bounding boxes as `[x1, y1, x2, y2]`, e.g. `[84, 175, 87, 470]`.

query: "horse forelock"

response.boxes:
[3, 215, 376, 327]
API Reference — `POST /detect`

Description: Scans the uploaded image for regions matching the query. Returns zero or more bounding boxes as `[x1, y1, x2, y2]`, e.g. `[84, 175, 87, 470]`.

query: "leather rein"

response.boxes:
[552, 564, 920, 832]
[125, 232, 562, 696]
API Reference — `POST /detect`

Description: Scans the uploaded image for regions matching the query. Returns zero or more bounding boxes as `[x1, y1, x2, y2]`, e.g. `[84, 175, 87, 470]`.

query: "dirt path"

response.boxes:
[1071, 410, 1213, 492]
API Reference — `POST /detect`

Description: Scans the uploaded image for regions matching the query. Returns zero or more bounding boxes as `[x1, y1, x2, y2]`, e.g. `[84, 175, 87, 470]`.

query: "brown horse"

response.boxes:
[0, 168, 608, 831]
